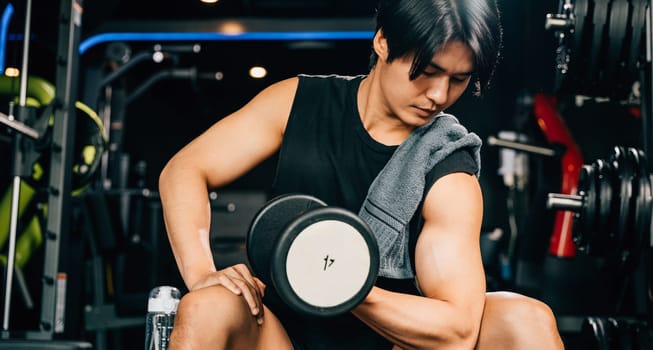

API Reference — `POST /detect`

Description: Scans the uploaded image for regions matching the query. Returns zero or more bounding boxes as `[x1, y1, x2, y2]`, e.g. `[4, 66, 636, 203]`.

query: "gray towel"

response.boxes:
[358, 113, 482, 279]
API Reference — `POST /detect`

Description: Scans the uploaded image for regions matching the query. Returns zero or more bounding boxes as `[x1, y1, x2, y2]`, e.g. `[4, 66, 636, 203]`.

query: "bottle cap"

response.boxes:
[147, 286, 181, 313]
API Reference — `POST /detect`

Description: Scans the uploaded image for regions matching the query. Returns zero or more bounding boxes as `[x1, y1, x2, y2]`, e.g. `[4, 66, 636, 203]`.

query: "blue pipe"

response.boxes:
[0, 3, 15, 71]
[79, 31, 374, 55]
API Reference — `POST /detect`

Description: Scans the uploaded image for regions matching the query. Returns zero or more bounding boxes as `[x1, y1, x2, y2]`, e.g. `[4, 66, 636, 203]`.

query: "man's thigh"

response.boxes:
[255, 305, 295, 350]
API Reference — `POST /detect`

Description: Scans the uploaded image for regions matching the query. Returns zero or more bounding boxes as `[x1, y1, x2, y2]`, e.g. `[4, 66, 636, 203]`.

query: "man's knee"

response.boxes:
[480, 292, 563, 350]
[494, 292, 557, 329]
[174, 285, 255, 335]
[171, 285, 293, 350]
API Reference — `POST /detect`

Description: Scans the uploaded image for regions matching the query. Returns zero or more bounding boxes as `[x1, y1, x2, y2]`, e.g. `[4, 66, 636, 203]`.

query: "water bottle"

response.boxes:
[144, 286, 181, 350]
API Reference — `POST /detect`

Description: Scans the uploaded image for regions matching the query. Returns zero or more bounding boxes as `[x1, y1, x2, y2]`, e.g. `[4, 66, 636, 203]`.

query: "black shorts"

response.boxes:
[289, 336, 308, 350]
[268, 277, 419, 350]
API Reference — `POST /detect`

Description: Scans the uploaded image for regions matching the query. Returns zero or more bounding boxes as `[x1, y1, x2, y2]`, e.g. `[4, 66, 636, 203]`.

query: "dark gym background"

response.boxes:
[0, 0, 649, 349]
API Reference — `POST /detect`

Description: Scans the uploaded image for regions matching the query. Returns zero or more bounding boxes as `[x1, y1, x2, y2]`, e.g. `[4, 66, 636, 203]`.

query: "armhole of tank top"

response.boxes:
[272, 76, 310, 191]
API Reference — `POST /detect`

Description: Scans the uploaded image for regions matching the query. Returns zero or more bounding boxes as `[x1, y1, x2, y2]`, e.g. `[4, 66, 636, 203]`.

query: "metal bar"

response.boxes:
[546, 193, 583, 211]
[2, 0, 32, 332]
[2, 176, 21, 331]
[17, 0, 31, 107]
[39, 0, 83, 335]
[486, 135, 558, 157]
[0, 112, 39, 140]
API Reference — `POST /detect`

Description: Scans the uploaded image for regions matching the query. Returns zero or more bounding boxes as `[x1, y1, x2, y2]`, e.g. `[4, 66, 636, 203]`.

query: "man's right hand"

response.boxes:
[190, 264, 267, 325]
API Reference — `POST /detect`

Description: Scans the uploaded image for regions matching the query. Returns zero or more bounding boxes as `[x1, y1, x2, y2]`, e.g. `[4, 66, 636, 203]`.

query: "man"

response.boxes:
[159, 0, 565, 348]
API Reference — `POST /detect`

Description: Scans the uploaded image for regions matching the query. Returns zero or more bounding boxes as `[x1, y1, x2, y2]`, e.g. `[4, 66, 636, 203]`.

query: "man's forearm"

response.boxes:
[159, 163, 217, 289]
[351, 287, 483, 350]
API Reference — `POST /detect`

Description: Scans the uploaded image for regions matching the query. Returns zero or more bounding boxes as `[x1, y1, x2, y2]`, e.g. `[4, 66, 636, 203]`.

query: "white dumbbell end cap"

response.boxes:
[286, 219, 370, 307]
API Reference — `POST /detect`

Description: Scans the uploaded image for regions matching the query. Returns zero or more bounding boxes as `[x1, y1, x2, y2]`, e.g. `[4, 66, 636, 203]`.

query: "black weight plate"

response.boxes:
[605, 318, 621, 350]
[628, 0, 648, 71]
[595, 159, 614, 241]
[271, 206, 379, 317]
[629, 149, 651, 271]
[586, 163, 598, 245]
[573, 164, 595, 250]
[572, 0, 590, 59]
[622, 148, 642, 272]
[613, 146, 634, 267]
[584, 162, 598, 248]
[246, 193, 327, 286]
[568, 0, 591, 82]
[605, 0, 629, 84]
[635, 150, 652, 251]
[638, 173, 652, 250]
[588, 0, 610, 82]
[581, 316, 611, 350]
[608, 146, 625, 235]
[615, 318, 634, 350]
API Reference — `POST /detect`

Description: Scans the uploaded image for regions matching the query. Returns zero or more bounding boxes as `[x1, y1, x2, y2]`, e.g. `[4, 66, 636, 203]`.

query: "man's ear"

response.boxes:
[373, 30, 389, 61]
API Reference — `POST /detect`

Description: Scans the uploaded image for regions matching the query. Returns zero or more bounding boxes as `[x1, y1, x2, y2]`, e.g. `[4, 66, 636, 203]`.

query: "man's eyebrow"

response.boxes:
[428, 62, 474, 76]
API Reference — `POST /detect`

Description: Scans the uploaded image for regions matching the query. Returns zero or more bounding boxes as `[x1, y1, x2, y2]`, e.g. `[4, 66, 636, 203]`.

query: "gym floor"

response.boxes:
[0, 0, 652, 349]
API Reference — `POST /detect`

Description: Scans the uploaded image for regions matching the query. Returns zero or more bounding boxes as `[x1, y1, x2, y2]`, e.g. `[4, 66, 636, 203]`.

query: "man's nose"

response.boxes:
[425, 77, 449, 107]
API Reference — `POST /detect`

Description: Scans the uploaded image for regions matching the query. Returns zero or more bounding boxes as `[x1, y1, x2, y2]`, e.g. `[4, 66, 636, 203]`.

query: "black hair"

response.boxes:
[370, 0, 503, 96]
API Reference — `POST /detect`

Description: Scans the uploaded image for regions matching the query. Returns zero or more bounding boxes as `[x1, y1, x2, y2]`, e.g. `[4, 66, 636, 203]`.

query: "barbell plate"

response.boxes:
[573, 164, 595, 251]
[595, 159, 614, 242]
[608, 146, 625, 234]
[611, 146, 634, 268]
[584, 162, 598, 245]
[635, 150, 652, 252]
[628, 0, 648, 71]
[572, 164, 589, 249]
[582, 316, 611, 350]
[246, 193, 327, 286]
[625, 148, 651, 274]
[271, 206, 379, 317]
[568, 0, 591, 82]
[620, 147, 642, 273]
[605, 0, 630, 86]
[588, 0, 610, 83]
[572, 0, 590, 60]
[32, 102, 106, 194]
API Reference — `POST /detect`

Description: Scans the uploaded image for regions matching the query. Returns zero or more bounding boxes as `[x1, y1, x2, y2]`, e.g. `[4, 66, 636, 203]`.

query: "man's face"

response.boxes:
[375, 36, 475, 128]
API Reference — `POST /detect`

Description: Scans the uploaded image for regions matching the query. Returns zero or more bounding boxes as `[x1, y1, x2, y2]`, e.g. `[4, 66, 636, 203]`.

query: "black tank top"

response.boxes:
[268, 74, 478, 349]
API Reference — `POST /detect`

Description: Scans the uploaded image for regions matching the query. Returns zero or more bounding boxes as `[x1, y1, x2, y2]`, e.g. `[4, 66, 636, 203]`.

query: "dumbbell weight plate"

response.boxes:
[247, 193, 327, 286]
[605, 0, 630, 86]
[580, 316, 611, 350]
[629, 149, 651, 271]
[635, 150, 652, 248]
[571, 0, 590, 60]
[573, 164, 597, 251]
[595, 159, 614, 243]
[568, 0, 591, 83]
[619, 148, 642, 273]
[588, 0, 610, 83]
[628, 0, 648, 72]
[611, 146, 634, 267]
[271, 207, 379, 317]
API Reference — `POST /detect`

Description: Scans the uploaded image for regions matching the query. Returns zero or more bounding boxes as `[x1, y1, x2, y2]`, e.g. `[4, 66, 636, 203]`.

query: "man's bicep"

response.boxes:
[414, 172, 485, 307]
[170, 77, 299, 188]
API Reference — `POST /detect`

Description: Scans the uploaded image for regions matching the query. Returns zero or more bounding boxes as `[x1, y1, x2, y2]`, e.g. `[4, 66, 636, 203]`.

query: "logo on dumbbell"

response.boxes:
[323, 254, 335, 271]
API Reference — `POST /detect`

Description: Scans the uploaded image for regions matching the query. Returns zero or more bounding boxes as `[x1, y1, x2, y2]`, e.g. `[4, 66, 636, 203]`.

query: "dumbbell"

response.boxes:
[246, 193, 379, 317]
[547, 146, 652, 270]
